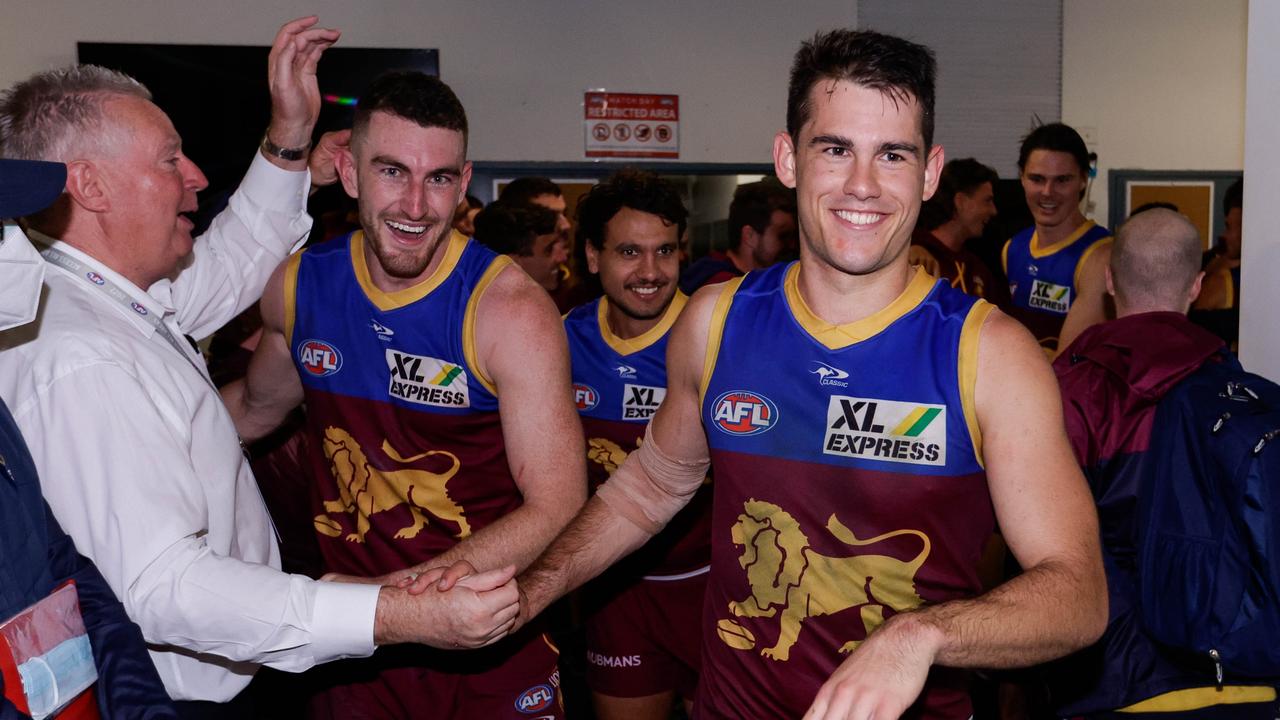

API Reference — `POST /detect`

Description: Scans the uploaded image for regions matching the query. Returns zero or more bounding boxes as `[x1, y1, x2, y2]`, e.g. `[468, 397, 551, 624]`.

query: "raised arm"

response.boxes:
[805, 310, 1107, 720]
[170, 16, 339, 336]
[513, 282, 720, 624]
[219, 259, 305, 442]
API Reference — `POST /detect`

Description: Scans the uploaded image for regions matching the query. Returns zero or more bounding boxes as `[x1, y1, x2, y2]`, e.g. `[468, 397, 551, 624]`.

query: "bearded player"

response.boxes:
[225, 71, 585, 718]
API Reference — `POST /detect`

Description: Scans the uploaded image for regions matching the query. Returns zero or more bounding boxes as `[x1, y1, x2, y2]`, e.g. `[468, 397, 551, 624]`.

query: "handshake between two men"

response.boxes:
[329, 562, 522, 650]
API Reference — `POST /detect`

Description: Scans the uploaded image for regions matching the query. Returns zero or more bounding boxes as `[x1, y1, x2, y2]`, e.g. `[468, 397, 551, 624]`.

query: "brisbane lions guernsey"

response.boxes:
[1003, 220, 1112, 349]
[564, 293, 711, 578]
[697, 264, 994, 720]
[287, 230, 521, 576]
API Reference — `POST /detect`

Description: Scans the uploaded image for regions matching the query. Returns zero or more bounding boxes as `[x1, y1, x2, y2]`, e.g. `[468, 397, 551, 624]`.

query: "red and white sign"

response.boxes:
[584, 92, 679, 159]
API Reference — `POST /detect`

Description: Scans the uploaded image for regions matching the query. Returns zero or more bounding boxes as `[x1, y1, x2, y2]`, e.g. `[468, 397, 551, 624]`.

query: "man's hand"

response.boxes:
[803, 614, 942, 720]
[324, 559, 473, 591]
[309, 129, 350, 193]
[374, 565, 520, 649]
[264, 16, 340, 163]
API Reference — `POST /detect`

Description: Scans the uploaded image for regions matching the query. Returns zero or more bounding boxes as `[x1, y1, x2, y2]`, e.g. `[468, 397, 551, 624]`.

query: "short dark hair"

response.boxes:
[787, 29, 937, 148]
[1018, 122, 1090, 176]
[1223, 178, 1243, 215]
[575, 169, 688, 251]
[463, 194, 483, 211]
[919, 158, 998, 230]
[728, 180, 796, 250]
[472, 202, 559, 257]
[352, 71, 467, 147]
[499, 177, 562, 206]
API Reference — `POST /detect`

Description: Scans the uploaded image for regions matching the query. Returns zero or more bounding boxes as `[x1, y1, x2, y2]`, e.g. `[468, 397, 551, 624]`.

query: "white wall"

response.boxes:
[1062, 0, 1246, 225]
[1241, 1, 1278, 379]
[0, 0, 854, 164]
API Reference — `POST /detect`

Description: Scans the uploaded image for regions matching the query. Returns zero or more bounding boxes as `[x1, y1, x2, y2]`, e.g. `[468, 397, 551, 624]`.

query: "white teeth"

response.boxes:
[632, 286, 658, 296]
[835, 210, 881, 226]
[387, 220, 426, 234]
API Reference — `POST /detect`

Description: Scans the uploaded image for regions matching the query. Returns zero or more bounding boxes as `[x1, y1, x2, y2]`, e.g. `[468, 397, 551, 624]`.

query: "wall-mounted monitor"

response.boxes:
[77, 43, 438, 201]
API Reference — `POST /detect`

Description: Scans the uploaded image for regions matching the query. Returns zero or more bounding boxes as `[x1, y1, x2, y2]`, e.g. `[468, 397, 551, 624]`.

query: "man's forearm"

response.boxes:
[902, 554, 1107, 669]
[218, 378, 296, 443]
[518, 495, 655, 621]
[410, 499, 578, 577]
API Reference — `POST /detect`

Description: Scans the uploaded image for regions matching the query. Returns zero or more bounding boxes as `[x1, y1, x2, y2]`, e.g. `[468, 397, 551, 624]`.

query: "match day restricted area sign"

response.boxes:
[584, 92, 679, 159]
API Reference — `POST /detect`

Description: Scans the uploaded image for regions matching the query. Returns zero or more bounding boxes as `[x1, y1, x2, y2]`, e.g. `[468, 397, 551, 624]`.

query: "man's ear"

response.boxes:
[922, 144, 945, 201]
[739, 224, 759, 252]
[458, 161, 473, 202]
[585, 241, 600, 275]
[1105, 264, 1116, 297]
[336, 146, 359, 199]
[1188, 270, 1205, 305]
[64, 160, 109, 213]
[773, 131, 798, 189]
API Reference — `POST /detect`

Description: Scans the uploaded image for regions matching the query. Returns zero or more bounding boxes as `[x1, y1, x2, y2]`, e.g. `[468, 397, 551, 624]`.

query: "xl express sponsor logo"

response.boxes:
[712, 390, 778, 436]
[1028, 278, 1070, 314]
[622, 383, 665, 420]
[298, 339, 342, 377]
[386, 350, 470, 408]
[823, 396, 946, 466]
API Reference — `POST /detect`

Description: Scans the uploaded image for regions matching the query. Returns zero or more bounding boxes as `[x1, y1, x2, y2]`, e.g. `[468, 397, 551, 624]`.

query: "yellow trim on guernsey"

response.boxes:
[1118, 685, 1276, 713]
[541, 633, 561, 655]
[598, 291, 689, 356]
[282, 251, 303, 349]
[1073, 236, 1113, 290]
[462, 254, 514, 396]
[351, 229, 468, 311]
[1029, 219, 1097, 259]
[957, 300, 994, 469]
[784, 264, 935, 350]
[699, 277, 745, 405]
[1001, 238, 1011, 275]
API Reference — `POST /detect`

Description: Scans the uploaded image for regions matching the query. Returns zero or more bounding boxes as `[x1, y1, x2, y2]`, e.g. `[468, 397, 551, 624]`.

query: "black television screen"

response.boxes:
[77, 43, 439, 201]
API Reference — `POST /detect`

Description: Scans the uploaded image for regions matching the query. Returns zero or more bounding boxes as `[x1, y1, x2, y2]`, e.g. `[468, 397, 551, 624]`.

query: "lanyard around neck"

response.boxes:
[39, 246, 212, 387]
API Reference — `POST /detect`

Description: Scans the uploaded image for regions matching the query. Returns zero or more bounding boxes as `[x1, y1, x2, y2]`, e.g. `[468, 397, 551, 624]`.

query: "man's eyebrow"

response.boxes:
[809, 134, 854, 149]
[370, 155, 409, 171]
[880, 141, 921, 158]
[370, 156, 462, 178]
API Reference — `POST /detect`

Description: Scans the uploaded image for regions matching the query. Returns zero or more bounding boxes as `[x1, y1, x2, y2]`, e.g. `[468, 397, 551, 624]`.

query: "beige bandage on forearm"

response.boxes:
[596, 424, 710, 535]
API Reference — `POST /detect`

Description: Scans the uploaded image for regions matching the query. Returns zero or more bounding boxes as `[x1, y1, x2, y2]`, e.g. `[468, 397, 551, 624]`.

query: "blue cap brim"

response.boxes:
[0, 159, 68, 218]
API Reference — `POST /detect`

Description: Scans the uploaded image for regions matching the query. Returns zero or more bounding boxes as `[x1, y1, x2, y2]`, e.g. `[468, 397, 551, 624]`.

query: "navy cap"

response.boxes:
[0, 158, 67, 218]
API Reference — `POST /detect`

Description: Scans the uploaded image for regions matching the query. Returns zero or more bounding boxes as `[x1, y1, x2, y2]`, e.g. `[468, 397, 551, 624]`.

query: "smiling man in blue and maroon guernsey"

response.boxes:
[504, 28, 1107, 720]
[223, 69, 585, 718]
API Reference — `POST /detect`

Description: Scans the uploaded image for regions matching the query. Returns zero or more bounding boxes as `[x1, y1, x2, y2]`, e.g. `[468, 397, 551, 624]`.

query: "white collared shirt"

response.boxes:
[0, 154, 379, 702]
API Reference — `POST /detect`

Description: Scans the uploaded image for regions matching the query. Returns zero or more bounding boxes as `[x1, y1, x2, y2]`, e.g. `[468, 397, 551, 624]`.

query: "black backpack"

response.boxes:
[1137, 353, 1280, 681]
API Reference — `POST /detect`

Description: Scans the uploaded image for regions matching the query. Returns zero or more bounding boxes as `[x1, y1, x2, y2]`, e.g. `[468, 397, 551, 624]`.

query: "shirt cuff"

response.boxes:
[239, 153, 312, 252]
[308, 580, 380, 662]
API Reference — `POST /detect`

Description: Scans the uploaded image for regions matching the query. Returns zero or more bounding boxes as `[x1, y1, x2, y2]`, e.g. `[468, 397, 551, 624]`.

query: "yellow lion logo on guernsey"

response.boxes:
[717, 499, 930, 661]
[314, 426, 471, 543]
[587, 437, 634, 474]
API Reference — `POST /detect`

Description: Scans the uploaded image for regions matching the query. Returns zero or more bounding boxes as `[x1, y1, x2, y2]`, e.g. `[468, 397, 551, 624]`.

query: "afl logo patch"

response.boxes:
[573, 383, 599, 412]
[297, 339, 342, 377]
[514, 684, 555, 714]
[712, 390, 778, 436]
[86, 271, 105, 286]
[129, 302, 148, 316]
